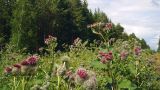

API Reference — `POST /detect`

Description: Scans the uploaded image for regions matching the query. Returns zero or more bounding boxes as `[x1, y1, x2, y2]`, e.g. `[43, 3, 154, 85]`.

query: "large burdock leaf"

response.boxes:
[91, 60, 107, 70]
[118, 79, 136, 90]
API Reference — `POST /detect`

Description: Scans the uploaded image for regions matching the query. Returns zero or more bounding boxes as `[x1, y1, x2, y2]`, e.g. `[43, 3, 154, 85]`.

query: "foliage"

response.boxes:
[0, 36, 159, 90]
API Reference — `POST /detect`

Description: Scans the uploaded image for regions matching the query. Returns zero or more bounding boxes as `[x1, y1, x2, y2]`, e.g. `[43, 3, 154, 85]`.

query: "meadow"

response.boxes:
[0, 35, 160, 90]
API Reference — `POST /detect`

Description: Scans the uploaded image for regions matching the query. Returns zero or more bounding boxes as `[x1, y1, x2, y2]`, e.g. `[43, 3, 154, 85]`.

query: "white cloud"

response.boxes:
[87, 0, 160, 50]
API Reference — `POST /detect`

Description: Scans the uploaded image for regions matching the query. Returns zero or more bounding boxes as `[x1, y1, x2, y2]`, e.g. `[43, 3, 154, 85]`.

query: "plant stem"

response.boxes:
[13, 76, 16, 90]
[57, 75, 60, 90]
[21, 77, 25, 90]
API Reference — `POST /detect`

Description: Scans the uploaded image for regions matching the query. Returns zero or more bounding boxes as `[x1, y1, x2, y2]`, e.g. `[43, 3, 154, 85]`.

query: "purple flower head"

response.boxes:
[77, 68, 88, 79]
[134, 47, 141, 55]
[120, 51, 128, 60]
[26, 55, 39, 66]
[13, 64, 21, 69]
[98, 51, 113, 64]
[4, 67, 12, 73]
[21, 60, 29, 65]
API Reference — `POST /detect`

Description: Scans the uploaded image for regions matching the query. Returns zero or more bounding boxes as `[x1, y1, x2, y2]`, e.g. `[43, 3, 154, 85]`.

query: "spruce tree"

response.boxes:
[0, 0, 15, 48]
[10, 0, 38, 51]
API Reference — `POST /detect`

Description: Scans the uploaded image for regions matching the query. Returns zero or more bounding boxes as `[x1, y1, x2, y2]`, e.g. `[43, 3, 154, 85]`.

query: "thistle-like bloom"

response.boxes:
[21, 60, 30, 65]
[100, 57, 107, 64]
[27, 55, 39, 66]
[105, 23, 112, 30]
[75, 68, 88, 85]
[77, 68, 88, 79]
[66, 70, 72, 77]
[120, 51, 128, 60]
[12, 64, 21, 75]
[13, 64, 21, 69]
[134, 47, 141, 55]
[4, 67, 12, 74]
[99, 51, 113, 64]
[73, 37, 82, 46]
[20, 55, 39, 75]
[44, 35, 57, 45]
[83, 76, 97, 90]
[21, 55, 39, 66]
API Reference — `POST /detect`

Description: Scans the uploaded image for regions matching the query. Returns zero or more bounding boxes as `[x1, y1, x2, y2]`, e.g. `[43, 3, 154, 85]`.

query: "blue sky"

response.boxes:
[87, 0, 160, 50]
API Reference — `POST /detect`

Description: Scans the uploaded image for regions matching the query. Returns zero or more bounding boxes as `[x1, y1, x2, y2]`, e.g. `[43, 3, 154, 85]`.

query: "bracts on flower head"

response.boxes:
[4, 55, 39, 75]
[74, 68, 97, 89]
[13, 64, 21, 69]
[120, 51, 128, 60]
[12, 64, 21, 75]
[75, 68, 88, 85]
[4, 67, 12, 74]
[20, 55, 39, 75]
[134, 46, 142, 56]
[21, 55, 39, 66]
[99, 51, 113, 64]
[44, 35, 57, 45]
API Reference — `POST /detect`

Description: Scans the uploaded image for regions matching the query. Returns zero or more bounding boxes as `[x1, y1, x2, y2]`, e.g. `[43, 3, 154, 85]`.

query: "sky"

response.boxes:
[87, 0, 160, 50]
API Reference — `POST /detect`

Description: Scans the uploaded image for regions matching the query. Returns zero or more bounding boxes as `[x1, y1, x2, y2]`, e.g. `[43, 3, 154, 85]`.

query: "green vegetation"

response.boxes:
[0, 0, 159, 90]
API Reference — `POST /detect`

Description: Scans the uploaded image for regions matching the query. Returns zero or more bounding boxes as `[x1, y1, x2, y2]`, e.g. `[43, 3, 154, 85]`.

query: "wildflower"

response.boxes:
[105, 23, 112, 30]
[99, 51, 113, 64]
[75, 68, 88, 84]
[12, 64, 21, 75]
[77, 68, 88, 79]
[20, 55, 39, 75]
[73, 37, 81, 46]
[21, 55, 39, 66]
[27, 55, 39, 66]
[99, 51, 106, 56]
[66, 70, 72, 77]
[13, 64, 21, 69]
[44, 35, 57, 45]
[100, 57, 107, 64]
[134, 47, 141, 55]
[21, 62, 30, 74]
[105, 51, 113, 60]
[44, 39, 49, 44]
[21, 60, 29, 66]
[83, 76, 97, 90]
[120, 51, 128, 60]
[4, 67, 12, 74]
[38, 47, 44, 52]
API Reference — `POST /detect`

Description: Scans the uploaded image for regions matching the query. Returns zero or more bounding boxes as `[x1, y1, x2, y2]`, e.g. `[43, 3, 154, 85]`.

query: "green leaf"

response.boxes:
[118, 79, 136, 90]
[91, 60, 107, 69]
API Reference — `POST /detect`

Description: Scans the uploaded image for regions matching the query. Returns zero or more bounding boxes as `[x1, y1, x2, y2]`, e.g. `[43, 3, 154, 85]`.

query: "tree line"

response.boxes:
[0, 0, 150, 52]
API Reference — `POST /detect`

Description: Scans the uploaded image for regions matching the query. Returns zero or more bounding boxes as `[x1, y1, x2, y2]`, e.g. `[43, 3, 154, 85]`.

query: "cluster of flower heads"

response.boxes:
[120, 51, 128, 60]
[98, 51, 113, 64]
[44, 35, 57, 45]
[134, 46, 142, 56]
[73, 37, 82, 46]
[53, 56, 97, 90]
[75, 68, 97, 90]
[87, 22, 112, 30]
[98, 46, 142, 64]
[4, 55, 39, 75]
